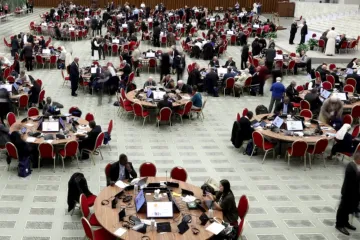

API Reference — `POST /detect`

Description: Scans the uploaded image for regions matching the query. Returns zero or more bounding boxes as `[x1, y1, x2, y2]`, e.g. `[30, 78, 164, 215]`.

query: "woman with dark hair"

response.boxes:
[206, 179, 239, 229]
[347, 58, 358, 69]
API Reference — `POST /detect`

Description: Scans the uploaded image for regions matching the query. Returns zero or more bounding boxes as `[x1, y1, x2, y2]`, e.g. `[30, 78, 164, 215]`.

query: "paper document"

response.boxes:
[45, 140, 53, 143]
[206, 222, 225, 235]
[115, 181, 129, 188]
[181, 195, 196, 203]
[25, 123, 34, 127]
[141, 219, 157, 227]
[26, 137, 36, 143]
[113, 228, 127, 237]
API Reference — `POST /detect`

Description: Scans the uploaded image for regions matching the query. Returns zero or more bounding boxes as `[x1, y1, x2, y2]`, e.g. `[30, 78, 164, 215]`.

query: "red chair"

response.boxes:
[38, 143, 56, 172]
[61, 69, 70, 86]
[218, 46, 225, 57]
[307, 138, 329, 168]
[289, 52, 296, 57]
[352, 125, 360, 138]
[170, 167, 188, 182]
[148, 58, 157, 73]
[322, 81, 332, 90]
[119, 97, 134, 118]
[251, 131, 275, 163]
[287, 140, 308, 170]
[81, 217, 116, 240]
[59, 140, 79, 169]
[339, 41, 348, 54]
[157, 107, 172, 130]
[81, 132, 105, 165]
[70, 31, 76, 41]
[223, 78, 235, 96]
[230, 35, 236, 45]
[139, 162, 157, 177]
[105, 163, 112, 185]
[346, 78, 357, 89]
[339, 143, 360, 161]
[17, 95, 29, 116]
[3, 67, 10, 79]
[300, 100, 310, 110]
[103, 119, 113, 150]
[343, 114, 353, 125]
[85, 113, 95, 122]
[236, 113, 241, 121]
[160, 36, 167, 47]
[36, 55, 45, 69]
[133, 103, 150, 126]
[343, 84, 355, 93]
[5, 142, 19, 171]
[36, 79, 43, 88]
[253, 58, 259, 68]
[175, 101, 192, 124]
[111, 44, 119, 56]
[275, 60, 283, 69]
[48, 55, 57, 69]
[285, 60, 296, 75]
[237, 195, 249, 238]
[296, 85, 304, 92]
[329, 63, 336, 70]
[38, 89, 45, 106]
[80, 194, 101, 227]
[242, 108, 248, 117]
[315, 71, 321, 81]
[318, 39, 325, 52]
[326, 74, 335, 87]
[6, 76, 15, 84]
[300, 109, 313, 119]
[27, 107, 39, 117]
[351, 105, 360, 123]
[6, 112, 16, 127]
[276, 50, 283, 55]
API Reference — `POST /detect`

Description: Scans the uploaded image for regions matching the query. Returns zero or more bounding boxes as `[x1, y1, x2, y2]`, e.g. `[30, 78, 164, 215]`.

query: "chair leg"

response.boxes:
[288, 155, 291, 169]
[142, 117, 146, 127]
[304, 155, 306, 171]
[309, 153, 312, 169]
[90, 153, 96, 166]
[250, 146, 256, 159]
[98, 149, 103, 160]
[180, 115, 183, 124]
[323, 153, 326, 168]
[132, 115, 136, 125]
[61, 156, 65, 172]
[75, 154, 80, 169]
[262, 150, 268, 164]
[53, 157, 56, 173]
[38, 157, 41, 172]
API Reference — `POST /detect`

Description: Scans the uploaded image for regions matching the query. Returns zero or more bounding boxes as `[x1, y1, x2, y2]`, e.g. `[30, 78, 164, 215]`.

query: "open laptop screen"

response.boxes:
[147, 202, 173, 218]
[287, 121, 303, 131]
[42, 121, 59, 132]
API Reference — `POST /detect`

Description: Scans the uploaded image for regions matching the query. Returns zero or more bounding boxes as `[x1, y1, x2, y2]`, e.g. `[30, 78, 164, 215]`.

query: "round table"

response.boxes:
[9, 116, 89, 145]
[94, 177, 223, 240]
[126, 90, 191, 108]
[299, 90, 359, 110]
[253, 113, 336, 144]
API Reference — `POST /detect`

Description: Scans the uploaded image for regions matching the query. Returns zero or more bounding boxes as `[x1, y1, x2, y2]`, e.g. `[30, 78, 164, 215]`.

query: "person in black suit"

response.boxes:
[345, 69, 360, 93]
[153, 24, 161, 47]
[160, 51, 171, 81]
[205, 68, 219, 97]
[209, 56, 220, 68]
[109, 154, 137, 185]
[223, 57, 236, 68]
[289, 21, 297, 44]
[78, 121, 102, 160]
[176, 80, 191, 93]
[157, 94, 173, 110]
[239, 111, 255, 140]
[28, 80, 40, 106]
[11, 35, 19, 57]
[265, 46, 276, 71]
[274, 97, 294, 115]
[185, 34, 192, 44]
[27, 33, 34, 44]
[336, 34, 347, 53]
[286, 81, 301, 103]
[300, 21, 308, 44]
[241, 45, 249, 70]
[335, 151, 360, 236]
[187, 64, 203, 90]
[22, 43, 33, 71]
[251, 38, 261, 56]
[304, 88, 322, 116]
[69, 57, 80, 97]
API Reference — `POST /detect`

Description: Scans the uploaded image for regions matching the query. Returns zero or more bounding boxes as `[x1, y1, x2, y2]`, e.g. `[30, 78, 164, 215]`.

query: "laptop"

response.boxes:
[286, 121, 304, 131]
[12, 83, 19, 95]
[320, 89, 331, 99]
[59, 117, 66, 130]
[272, 116, 284, 128]
[146, 88, 153, 98]
[42, 121, 60, 132]
[332, 92, 347, 101]
[135, 190, 146, 213]
[0, 84, 12, 92]
[147, 201, 173, 218]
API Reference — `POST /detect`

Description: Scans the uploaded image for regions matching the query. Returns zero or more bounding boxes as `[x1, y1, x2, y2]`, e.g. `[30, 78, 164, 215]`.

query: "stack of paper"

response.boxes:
[26, 137, 36, 143]
[206, 222, 225, 235]
[181, 195, 196, 203]
[113, 228, 127, 237]
[115, 181, 129, 188]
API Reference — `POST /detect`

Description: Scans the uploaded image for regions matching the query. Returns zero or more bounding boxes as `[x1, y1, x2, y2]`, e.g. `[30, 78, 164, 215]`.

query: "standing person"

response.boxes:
[257, 65, 269, 96]
[23, 43, 33, 71]
[97, 36, 105, 60]
[325, 27, 337, 56]
[131, 45, 141, 76]
[174, 54, 185, 81]
[265, 46, 276, 71]
[257, 2, 262, 15]
[335, 151, 360, 236]
[252, 2, 258, 14]
[0, 88, 11, 125]
[241, 45, 249, 70]
[91, 17, 99, 37]
[160, 51, 171, 82]
[268, 77, 285, 113]
[11, 35, 20, 58]
[69, 57, 80, 97]
[289, 21, 297, 44]
[300, 21, 308, 44]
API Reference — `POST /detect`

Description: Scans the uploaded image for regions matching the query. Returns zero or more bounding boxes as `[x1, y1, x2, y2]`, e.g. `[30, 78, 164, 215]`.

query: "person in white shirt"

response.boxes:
[107, 62, 116, 77]
[325, 27, 337, 56]
[59, 46, 67, 61]
[308, 78, 323, 90]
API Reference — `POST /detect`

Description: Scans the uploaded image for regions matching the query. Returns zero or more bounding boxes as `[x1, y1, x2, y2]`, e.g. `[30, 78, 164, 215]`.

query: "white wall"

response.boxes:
[343, 0, 360, 4]
[294, 2, 358, 17]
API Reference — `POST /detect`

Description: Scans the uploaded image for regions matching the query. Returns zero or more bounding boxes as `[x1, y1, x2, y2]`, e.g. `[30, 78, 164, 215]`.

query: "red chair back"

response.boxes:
[182, 101, 193, 116]
[94, 132, 105, 150]
[315, 71, 320, 80]
[69, 106, 78, 114]
[36, 55, 44, 64]
[80, 194, 90, 218]
[149, 58, 157, 67]
[253, 58, 259, 67]
[158, 107, 172, 121]
[236, 113, 241, 121]
[300, 109, 313, 118]
[81, 217, 94, 239]
[288, 60, 296, 70]
[252, 131, 266, 149]
[28, 107, 39, 117]
[3, 67, 10, 79]
[133, 103, 145, 117]
[329, 63, 336, 70]
[326, 75, 335, 87]
[289, 52, 296, 57]
[36, 79, 43, 88]
[343, 114, 353, 125]
[351, 105, 360, 119]
[6, 142, 19, 159]
[318, 39, 325, 48]
[139, 162, 157, 177]
[322, 81, 332, 90]
[300, 100, 310, 110]
[244, 77, 252, 87]
[275, 60, 283, 69]
[6, 76, 15, 83]
[295, 85, 304, 92]
[38, 143, 54, 159]
[128, 72, 135, 84]
[170, 167, 188, 182]
[50, 55, 57, 64]
[38, 90, 45, 103]
[352, 125, 360, 138]
[63, 141, 79, 157]
[18, 95, 29, 108]
[344, 84, 355, 93]
[85, 113, 95, 122]
[225, 78, 235, 89]
[242, 108, 248, 117]
[112, 44, 118, 53]
[310, 138, 328, 154]
[6, 112, 16, 127]
[289, 140, 308, 157]
[105, 163, 112, 180]
[346, 78, 357, 88]
[237, 195, 249, 219]
[107, 120, 113, 135]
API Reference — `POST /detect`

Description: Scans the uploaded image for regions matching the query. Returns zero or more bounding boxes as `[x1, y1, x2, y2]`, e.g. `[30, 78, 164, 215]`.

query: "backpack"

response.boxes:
[244, 139, 257, 156]
[18, 156, 32, 177]
[70, 107, 82, 117]
[255, 105, 268, 115]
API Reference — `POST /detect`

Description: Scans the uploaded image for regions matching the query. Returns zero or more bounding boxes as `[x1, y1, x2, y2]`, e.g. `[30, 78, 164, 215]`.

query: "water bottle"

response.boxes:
[59, 128, 64, 135]
[208, 207, 214, 218]
[150, 219, 155, 231]
[134, 183, 138, 196]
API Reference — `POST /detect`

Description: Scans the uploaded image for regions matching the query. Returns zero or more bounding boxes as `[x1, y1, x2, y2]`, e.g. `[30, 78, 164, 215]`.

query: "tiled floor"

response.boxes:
[0, 8, 357, 240]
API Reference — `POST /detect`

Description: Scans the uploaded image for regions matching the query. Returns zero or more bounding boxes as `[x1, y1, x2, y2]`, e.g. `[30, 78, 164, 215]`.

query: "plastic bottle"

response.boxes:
[150, 219, 155, 231]
[134, 183, 138, 196]
[208, 207, 214, 218]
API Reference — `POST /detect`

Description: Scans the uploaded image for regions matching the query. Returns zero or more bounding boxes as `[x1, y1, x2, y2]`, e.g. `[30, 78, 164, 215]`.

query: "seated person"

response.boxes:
[274, 96, 294, 115]
[185, 33, 192, 43]
[108, 154, 137, 185]
[161, 74, 175, 89]
[222, 57, 236, 68]
[239, 111, 254, 140]
[157, 93, 173, 111]
[205, 179, 239, 227]
[42, 97, 64, 116]
[143, 76, 156, 88]
[345, 68, 360, 93]
[58, 46, 67, 63]
[121, 60, 132, 81]
[308, 78, 323, 91]
[327, 124, 353, 160]
[208, 56, 220, 68]
[317, 64, 330, 82]
[235, 68, 251, 88]
[319, 96, 343, 126]
[190, 85, 202, 110]
[78, 121, 102, 160]
[294, 50, 311, 74]
[329, 68, 343, 89]
[176, 80, 190, 93]
[16, 70, 30, 84]
[286, 81, 301, 103]
[222, 67, 236, 85]
[336, 34, 347, 53]
[304, 88, 322, 116]
[187, 64, 202, 89]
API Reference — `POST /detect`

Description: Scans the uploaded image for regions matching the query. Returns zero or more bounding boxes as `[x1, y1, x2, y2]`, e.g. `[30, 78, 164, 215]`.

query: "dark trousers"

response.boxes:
[25, 56, 33, 71]
[133, 60, 139, 76]
[300, 34, 306, 44]
[11, 49, 18, 57]
[259, 81, 265, 95]
[289, 33, 295, 44]
[241, 57, 247, 70]
[71, 79, 78, 95]
[153, 36, 160, 47]
[336, 197, 353, 227]
[265, 61, 273, 71]
[176, 68, 183, 81]
[98, 48, 104, 60]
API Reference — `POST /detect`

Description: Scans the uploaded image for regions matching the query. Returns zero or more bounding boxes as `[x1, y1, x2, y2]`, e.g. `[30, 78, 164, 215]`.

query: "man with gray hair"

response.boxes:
[69, 57, 80, 97]
[143, 77, 156, 88]
[269, 77, 285, 113]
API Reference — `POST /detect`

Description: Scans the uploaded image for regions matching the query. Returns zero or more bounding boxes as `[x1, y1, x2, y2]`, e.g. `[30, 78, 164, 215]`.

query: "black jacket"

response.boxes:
[69, 61, 79, 81]
[28, 84, 40, 104]
[304, 92, 322, 113]
[153, 26, 161, 36]
[223, 60, 236, 68]
[290, 23, 297, 34]
[341, 162, 360, 210]
[205, 71, 219, 88]
[231, 121, 242, 148]
[285, 85, 299, 102]
[301, 24, 308, 35]
[274, 102, 294, 114]
[23, 45, 33, 58]
[157, 99, 173, 110]
[176, 83, 191, 94]
[251, 41, 261, 56]
[80, 125, 102, 150]
[0, 124, 9, 147]
[265, 48, 276, 62]
[209, 60, 220, 68]
[67, 172, 93, 212]
[241, 45, 249, 59]
[187, 69, 201, 86]
[160, 53, 171, 74]
[11, 38, 19, 50]
[239, 117, 254, 141]
[108, 162, 137, 185]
